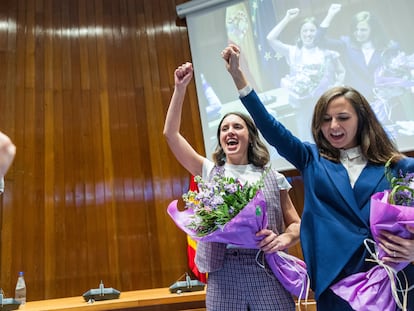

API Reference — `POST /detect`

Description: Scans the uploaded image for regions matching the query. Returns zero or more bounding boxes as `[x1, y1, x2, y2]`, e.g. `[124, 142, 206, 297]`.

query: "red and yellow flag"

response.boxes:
[187, 175, 207, 283]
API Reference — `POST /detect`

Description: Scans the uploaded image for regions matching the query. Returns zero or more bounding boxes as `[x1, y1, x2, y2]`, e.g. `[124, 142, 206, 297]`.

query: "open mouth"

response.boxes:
[330, 132, 344, 140]
[227, 138, 238, 146]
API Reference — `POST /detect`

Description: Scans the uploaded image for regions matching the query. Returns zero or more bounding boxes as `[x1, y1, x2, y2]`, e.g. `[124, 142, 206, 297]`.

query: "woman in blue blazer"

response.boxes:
[221, 44, 414, 310]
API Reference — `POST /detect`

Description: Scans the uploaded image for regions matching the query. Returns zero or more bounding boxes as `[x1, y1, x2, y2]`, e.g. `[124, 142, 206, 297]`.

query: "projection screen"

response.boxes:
[181, 0, 414, 171]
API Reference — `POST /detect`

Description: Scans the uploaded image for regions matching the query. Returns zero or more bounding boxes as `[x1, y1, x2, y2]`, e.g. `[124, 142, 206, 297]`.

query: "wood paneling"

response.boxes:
[0, 0, 198, 300]
[5, 0, 410, 303]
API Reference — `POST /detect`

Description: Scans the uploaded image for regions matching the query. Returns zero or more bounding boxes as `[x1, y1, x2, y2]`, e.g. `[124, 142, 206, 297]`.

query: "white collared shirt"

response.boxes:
[340, 146, 367, 188]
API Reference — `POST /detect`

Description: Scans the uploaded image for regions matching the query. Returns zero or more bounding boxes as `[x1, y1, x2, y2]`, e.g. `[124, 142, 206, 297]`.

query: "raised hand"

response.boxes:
[174, 62, 193, 89]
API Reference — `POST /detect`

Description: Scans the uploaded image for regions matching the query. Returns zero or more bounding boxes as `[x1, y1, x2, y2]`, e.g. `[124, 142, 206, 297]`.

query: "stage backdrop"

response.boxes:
[183, 0, 414, 171]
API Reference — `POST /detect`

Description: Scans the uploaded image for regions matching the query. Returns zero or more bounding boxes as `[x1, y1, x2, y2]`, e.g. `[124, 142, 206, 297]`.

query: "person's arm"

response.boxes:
[222, 44, 309, 171]
[266, 8, 299, 57]
[316, 4, 345, 51]
[319, 3, 342, 28]
[0, 131, 16, 178]
[334, 57, 346, 85]
[256, 189, 300, 254]
[221, 44, 249, 91]
[163, 62, 205, 177]
[279, 189, 301, 247]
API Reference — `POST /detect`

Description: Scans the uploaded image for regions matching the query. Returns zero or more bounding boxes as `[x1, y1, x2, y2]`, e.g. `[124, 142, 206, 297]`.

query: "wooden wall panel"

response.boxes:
[0, 0, 200, 300]
[0, 0, 411, 304]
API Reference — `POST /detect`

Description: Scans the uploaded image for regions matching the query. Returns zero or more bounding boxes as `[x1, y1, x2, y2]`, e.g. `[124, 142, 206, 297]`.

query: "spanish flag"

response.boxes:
[187, 175, 207, 283]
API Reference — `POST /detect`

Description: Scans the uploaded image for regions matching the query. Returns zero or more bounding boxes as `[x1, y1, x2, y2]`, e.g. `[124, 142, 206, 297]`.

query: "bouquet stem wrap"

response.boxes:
[331, 191, 414, 311]
[167, 190, 309, 299]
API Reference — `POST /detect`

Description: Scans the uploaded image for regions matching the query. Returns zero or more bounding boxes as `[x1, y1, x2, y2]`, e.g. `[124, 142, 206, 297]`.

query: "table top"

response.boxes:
[21, 288, 206, 311]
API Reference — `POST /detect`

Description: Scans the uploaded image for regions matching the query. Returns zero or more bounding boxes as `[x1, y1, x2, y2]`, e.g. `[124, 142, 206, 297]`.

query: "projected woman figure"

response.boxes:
[267, 8, 345, 142]
[318, 4, 397, 103]
[319, 4, 414, 136]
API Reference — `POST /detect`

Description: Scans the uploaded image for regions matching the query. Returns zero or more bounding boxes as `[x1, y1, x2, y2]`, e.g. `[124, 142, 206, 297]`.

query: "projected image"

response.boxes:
[187, 0, 414, 170]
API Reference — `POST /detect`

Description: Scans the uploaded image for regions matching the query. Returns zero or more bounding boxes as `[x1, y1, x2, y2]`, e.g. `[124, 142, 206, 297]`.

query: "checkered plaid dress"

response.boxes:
[196, 166, 296, 311]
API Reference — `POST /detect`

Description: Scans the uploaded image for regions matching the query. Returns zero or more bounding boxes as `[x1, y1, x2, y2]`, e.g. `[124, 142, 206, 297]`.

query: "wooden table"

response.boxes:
[19, 287, 316, 311]
[21, 288, 206, 311]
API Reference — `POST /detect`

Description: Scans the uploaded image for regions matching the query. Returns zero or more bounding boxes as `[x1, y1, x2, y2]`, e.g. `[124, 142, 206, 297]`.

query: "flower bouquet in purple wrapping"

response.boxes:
[167, 173, 309, 298]
[331, 160, 414, 311]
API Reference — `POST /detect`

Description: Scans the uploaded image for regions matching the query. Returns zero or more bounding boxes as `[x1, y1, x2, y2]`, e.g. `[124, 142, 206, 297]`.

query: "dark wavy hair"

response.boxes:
[350, 11, 388, 49]
[311, 86, 402, 163]
[212, 112, 270, 167]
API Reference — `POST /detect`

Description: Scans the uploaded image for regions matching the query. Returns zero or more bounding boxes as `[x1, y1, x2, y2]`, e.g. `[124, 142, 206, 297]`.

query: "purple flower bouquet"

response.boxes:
[167, 174, 308, 298]
[167, 189, 267, 248]
[331, 162, 414, 311]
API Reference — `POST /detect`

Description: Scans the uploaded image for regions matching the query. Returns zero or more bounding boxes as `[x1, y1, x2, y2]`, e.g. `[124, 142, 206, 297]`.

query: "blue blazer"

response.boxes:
[241, 90, 414, 299]
[317, 27, 396, 101]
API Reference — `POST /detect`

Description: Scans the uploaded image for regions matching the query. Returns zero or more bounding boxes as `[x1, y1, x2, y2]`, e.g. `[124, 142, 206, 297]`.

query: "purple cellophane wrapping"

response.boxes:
[167, 190, 267, 247]
[167, 190, 309, 298]
[331, 191, 414, 311]
[265, 251, 309, 298]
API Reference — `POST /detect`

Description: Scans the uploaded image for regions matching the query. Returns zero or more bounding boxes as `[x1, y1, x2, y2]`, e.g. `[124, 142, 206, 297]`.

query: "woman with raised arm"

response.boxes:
[267, 8, 345, 142]
[164, 62, 300, 310]
[222, 44, 414, 311]
[318, 4, 398, 102]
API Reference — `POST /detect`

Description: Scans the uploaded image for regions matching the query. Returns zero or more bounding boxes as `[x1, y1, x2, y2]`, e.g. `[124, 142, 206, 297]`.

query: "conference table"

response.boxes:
[21, 288, 206, 311]
[20, 287, 316, 311]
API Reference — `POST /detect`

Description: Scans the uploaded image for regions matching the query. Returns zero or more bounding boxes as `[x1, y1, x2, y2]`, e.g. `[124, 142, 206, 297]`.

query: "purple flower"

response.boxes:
[210, 195, 224, 208]
[224, 183, 238, 193]
[385, 159, 414, 207]
[181, 170, 268, 236]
